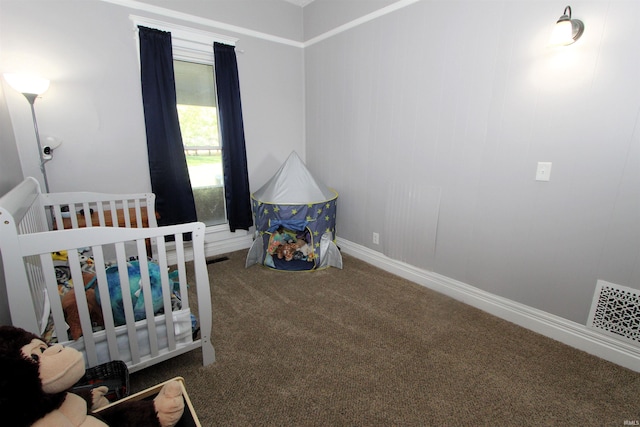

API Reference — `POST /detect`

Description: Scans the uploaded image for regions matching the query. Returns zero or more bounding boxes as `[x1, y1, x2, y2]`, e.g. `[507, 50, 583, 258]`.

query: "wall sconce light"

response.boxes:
[3, 73, 52, 192]
[549, 5, 584, 46]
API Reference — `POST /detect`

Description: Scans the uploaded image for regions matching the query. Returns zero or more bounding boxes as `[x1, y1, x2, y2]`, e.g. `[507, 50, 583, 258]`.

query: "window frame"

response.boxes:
[131, 15, 238, 231]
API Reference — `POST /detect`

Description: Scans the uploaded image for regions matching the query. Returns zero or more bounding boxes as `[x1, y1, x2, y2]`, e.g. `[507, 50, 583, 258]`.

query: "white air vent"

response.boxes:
[588, 280, 640, 345]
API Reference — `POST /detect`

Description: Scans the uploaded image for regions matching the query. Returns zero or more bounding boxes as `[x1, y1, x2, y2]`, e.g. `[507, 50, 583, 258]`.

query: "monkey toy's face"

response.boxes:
[21, 338, 85, 394]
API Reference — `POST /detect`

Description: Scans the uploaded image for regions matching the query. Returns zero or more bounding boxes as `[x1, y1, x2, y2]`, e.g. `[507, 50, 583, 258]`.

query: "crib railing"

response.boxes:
[42, 191, 157, 231]
[18, 222, 213, 371]
[0, 177, 215, 372]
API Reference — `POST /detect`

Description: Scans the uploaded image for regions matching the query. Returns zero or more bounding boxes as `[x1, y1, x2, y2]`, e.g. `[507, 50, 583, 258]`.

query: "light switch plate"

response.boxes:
[536, 162, 552, 182]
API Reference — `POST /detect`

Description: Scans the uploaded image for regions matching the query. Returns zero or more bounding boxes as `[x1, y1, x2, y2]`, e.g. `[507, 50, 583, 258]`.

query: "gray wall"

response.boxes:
[0, 84, 23, 196]
[303, 0, 399, 41]
[305, 0, 640, 325]
[0, 83, 23, 325]
[0, 0, 305, 194]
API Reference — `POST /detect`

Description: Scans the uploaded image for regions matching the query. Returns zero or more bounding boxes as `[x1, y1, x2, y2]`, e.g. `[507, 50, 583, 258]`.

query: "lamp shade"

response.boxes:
[3, 73, 50, 95]
[549, 19, 573, 46]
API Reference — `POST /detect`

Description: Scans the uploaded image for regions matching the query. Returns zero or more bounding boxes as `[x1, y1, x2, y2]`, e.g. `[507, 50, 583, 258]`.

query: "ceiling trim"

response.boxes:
[304, 0, 421, 47]
[100, 0, 419, 48]
[282, 0, 315, 6]
[100, 0, 304, 47]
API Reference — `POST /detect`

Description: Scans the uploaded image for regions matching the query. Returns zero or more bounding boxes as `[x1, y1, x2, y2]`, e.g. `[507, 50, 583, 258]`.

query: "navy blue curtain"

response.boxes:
[139, 26, 197, 226]
[214, 42, 253, 232]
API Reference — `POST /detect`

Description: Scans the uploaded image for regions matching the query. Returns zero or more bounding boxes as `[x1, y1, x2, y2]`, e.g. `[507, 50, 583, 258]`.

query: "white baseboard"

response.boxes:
[336, 237, 640, 373]
[163, 230, 252, 265]
[204, 234, 253, 258]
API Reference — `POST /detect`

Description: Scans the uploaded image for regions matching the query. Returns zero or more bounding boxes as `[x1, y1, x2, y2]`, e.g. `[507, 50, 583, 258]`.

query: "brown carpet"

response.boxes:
[130, 250, 640, 426]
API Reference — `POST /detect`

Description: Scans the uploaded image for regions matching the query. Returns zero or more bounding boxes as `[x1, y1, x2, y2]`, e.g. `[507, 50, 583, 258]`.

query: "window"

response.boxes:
[132, 15, 239, 229]
[174, 60, 225, 226]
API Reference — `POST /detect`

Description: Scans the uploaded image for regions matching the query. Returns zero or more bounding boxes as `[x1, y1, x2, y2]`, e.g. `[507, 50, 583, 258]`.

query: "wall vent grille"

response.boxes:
[588, 280, 640, 345]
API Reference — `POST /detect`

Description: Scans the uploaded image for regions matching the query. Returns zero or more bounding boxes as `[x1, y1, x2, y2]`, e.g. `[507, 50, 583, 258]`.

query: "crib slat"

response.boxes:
[51, 205, 64, 230]
[174, 233, 190, 310]
[94, 202, 106, 227]
[24, 255, 46, 331]
[19, 205, 40, 234]
[81, 202, 92, 228]
[69, 204, 80, 229]
[114, 242, 141, 365]
[121, 200, 132, 227]
[155, 235, 177, 351]
[144, 194, 158, 228]
[92, 245, 121, 361]
[137, 239, 159, 358]
[39, 253, 68, 342]
[23, 260, 46, 333]
[67, 249, 99, 366]
[191, 223, 215, 366]
[108, 201, 118, 227]
[133, 200, 143, 229]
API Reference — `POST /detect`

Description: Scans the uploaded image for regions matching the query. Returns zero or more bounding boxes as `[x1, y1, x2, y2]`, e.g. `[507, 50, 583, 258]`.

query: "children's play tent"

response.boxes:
[245, 151, 342, 271]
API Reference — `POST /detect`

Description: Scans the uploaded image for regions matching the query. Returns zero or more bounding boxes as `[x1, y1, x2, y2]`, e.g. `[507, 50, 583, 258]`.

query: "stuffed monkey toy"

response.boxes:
[0, 326, 184, 427]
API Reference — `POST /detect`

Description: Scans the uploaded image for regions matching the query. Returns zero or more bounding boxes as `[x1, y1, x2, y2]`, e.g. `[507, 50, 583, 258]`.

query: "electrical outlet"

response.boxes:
[373, 232, 380, 245]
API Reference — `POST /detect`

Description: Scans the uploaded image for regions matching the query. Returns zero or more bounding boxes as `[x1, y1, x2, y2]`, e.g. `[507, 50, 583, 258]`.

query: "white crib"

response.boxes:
[0, 177, 215, 373]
